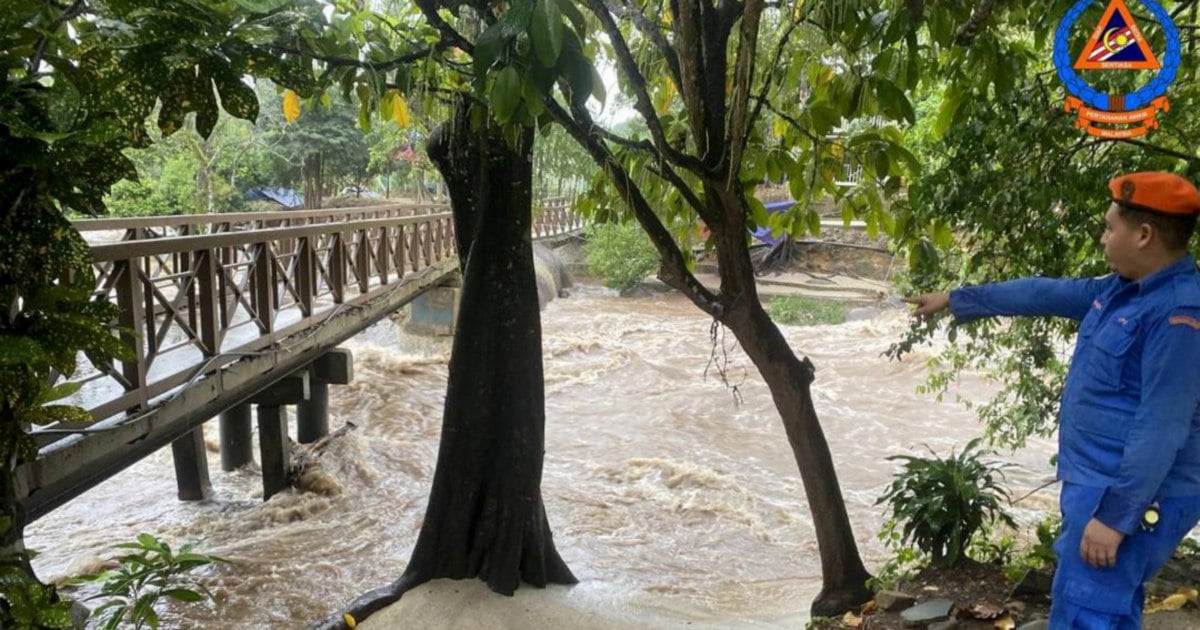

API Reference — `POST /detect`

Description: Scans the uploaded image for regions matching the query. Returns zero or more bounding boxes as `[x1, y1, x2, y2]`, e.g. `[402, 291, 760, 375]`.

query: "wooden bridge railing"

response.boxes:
[55, 201, 582, 434]
[63, 209, 454, 431]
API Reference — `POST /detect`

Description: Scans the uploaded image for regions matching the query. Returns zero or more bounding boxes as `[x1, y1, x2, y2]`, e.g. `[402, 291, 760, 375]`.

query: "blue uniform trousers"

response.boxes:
[1050, 483, 1200, 629]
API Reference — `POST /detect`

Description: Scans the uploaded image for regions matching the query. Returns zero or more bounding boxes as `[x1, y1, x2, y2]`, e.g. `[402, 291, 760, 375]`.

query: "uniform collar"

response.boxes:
[1134, 253, 1197, 294]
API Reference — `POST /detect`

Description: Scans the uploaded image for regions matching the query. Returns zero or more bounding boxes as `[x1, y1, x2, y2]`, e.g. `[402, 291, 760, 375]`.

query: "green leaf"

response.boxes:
[873, 78, 915, 125]
[491, 66, 522, 123]
[531, 0, 565, 67]
[162, 588, 206, 603]
[806, 210, 821, 236]
[554, 0, 587, 35]
[211, 64, 259, 121]
[356, 84, 372, 132]
[193, 68, 220, 139]
[933, 85, 964, 139]
[873, 150, 890, 178]
[231, 0, 291, 12]
[748, 197, 769, 228]
[0, 336, 48, 367]
[474, 23, 507, 75]
[523, 76, 546, 117]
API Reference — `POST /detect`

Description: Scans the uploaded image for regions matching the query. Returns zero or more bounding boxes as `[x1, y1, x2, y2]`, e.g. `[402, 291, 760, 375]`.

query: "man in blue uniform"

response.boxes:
[906, 172, 1200, 628]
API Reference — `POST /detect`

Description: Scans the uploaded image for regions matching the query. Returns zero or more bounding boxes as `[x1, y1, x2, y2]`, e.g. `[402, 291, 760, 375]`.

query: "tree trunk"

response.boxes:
[302, 153, 323, 209]
[0, 455, 29, 566]
[310, 103, 575, 630]
[710, 192, 872, 616]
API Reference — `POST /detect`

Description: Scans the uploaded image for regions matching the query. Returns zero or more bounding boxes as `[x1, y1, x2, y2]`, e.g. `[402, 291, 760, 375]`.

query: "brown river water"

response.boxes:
[29, 284, 1062, 628]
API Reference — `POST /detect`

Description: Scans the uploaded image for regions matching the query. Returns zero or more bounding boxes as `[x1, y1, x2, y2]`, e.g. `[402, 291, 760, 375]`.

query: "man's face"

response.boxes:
[1101, 203, 1143, 277]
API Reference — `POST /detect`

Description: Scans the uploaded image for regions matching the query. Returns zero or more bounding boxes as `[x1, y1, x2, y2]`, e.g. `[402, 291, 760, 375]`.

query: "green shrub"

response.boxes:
[583, 222, 659, 292]
[866, 540, 926, 592]
[877, 437, 1015, 565]
[1002, 515, 1061, 583]
[70, 534, 228, 630]
[766, 295, 847, 326]
[0, 551, 74, 629]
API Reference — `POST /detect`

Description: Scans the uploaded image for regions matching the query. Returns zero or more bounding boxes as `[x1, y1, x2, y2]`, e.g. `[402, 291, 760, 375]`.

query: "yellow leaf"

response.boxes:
[283, 89, 301, 124]
[1182, 587, 1199, 604]
[1160, 593, 1189, 611]
[841, 611, 863, 627]
[656, 77, 675, 114]
[392, 92, 411, 128]
[993, 614, 1016, 630]
[343, 612, 357, 628]
[772, 118, 786, 138]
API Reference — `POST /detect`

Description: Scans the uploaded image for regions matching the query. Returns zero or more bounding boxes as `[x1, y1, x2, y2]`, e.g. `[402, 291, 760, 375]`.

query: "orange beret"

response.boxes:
[1108, 172, 1200, 216]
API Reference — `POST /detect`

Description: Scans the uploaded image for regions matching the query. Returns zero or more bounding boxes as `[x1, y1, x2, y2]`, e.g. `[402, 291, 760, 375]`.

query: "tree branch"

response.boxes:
[725, 0, 764, 184]
[544, 97, 723, 316]
[745, 16, 801, 138]
[586, 126, 711, 218]
[607, 0, 683, 89]
[28, 0, 86, 74]
[581, 0, 709, 177]
[673, 0, 710, 159]
[411, 0, 475, 54]
[954, 0, 1003, 47]
[270, 45, 446, 72]
[1120, 138, 1200, 162]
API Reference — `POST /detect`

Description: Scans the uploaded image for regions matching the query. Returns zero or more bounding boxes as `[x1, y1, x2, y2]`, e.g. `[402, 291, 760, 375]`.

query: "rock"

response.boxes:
[69, 601, 90, 629]
[845, 306, 881, 322]
[875, 590, 918, 612]
[900, 598, 954, 627]
[1004, 600, 1028, 613]
[1009, 568, 1054, 599]
[1017, 619, 1049, 630]
[928, 621, 961, 630]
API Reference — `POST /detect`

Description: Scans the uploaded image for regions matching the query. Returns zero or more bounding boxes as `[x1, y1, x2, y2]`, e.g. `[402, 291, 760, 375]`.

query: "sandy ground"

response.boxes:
[358, 579, 807, 630]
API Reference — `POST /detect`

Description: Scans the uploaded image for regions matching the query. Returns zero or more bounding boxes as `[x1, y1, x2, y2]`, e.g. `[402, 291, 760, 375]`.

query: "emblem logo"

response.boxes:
[1054, 0, 1181, 138]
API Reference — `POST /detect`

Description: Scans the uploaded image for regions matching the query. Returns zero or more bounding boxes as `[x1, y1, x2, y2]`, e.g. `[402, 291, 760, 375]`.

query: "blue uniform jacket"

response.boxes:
[949, 254, 1200, 535]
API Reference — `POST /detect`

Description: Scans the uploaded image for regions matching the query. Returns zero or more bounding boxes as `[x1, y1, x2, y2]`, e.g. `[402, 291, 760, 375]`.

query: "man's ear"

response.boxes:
[1137, 222, 1155, 248]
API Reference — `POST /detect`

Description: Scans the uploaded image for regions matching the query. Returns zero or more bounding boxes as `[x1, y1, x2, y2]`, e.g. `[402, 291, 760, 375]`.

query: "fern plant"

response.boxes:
[877, 437, 1016, 565]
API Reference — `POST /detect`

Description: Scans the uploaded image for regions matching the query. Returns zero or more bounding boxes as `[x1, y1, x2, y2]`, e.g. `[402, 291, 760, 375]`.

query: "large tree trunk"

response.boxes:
[310, 103, 575, 630]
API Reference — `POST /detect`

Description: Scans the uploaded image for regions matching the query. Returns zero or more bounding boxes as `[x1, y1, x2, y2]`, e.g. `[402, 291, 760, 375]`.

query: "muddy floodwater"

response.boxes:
[31, 285, 1061, 628]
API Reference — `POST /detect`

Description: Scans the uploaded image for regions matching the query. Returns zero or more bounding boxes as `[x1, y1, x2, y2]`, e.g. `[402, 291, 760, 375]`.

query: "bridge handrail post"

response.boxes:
[112, 258, 148, 411]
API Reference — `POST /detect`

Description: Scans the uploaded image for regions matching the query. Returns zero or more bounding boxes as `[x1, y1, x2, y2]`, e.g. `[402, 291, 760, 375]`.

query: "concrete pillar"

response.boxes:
[248, 373, 309, 502]
[256, 405, 290, 501]
[218, 404, 253, 471]
[406, 286, 460, 335]
[170, 428, 212, 501]
[296, 378, 328, 444]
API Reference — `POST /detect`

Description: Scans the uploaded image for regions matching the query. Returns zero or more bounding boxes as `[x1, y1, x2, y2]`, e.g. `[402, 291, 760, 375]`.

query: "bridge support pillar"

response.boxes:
[297, 349, 353, 444]
[296, 380, 328, 444]
[170, 428, 212, 501]
[218, 404, 254, 471]
[249, 374, 309, 501]
[406, 285, 460, 335]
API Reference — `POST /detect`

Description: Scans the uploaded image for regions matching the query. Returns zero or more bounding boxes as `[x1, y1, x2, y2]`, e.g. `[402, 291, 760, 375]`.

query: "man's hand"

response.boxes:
[1080, 518, 1124, 568]
[902, 292, 950, 319]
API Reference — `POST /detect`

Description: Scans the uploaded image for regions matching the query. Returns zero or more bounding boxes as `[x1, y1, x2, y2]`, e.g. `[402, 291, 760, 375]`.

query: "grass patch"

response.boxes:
[766, 295, 847, 326]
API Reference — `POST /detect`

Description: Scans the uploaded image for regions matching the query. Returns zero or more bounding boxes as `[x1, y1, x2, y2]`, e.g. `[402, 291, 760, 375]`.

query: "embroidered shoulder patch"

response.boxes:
[1169, 315, 1200, 330]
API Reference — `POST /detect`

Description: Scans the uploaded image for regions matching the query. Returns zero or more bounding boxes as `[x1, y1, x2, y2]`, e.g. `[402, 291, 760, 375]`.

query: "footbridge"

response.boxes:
[15, 201, 582, 523]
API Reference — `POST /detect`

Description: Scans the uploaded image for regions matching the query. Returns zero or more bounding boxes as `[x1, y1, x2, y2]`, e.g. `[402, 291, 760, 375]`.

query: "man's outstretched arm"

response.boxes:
[907, 276, 1116, 324]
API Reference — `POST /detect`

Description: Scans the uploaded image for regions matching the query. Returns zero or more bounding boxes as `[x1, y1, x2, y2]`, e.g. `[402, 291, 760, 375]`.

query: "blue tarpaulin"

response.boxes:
[244, 186, 304, 208]
[751, 200, 797, 246]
